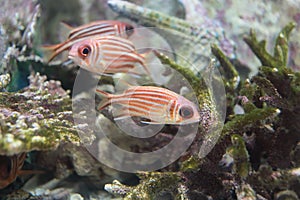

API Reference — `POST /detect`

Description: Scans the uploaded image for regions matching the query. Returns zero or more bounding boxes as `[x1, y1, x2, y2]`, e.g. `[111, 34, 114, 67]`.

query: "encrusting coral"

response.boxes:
[0, 72, 94, 156]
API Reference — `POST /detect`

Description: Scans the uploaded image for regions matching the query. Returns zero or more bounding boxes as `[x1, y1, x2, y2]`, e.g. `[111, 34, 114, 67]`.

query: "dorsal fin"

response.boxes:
[59, 21, 74, 40]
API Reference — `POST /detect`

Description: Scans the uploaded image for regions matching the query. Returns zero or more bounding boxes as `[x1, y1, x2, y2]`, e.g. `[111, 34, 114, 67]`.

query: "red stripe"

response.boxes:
[69, 21, 124, 38]
[75, 30, 117, 39]
[124, 91, 176, 101]
[125, 87, 179, 98]
[127, 107, 148, 116]
[124, 95, 172, 106]
[170, 100, 176, 119]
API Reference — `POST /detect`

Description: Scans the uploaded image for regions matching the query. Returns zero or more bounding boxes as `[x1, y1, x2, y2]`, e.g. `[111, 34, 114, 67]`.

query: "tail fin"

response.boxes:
[140, 49, 153, 75]
[41, 43, 62, 63]
[40, 21, 74, 63]
[95, 89, 112, 110]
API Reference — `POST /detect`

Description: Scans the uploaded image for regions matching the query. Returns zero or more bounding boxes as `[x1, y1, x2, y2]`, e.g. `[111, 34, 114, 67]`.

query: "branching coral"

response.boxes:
[104, 23, 300, 200]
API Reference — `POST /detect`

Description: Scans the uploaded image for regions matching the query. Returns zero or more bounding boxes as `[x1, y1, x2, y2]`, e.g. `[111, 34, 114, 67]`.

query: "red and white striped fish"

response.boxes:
[42, 20, 135, 62]
[68, 36, 150, 75]
[0, 153, 26, 189]
[96, 86, 200, 125]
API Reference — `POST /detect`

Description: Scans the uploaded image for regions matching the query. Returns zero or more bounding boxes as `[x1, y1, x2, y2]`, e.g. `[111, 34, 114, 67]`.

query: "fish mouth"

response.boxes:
[68, 55, 75, 60]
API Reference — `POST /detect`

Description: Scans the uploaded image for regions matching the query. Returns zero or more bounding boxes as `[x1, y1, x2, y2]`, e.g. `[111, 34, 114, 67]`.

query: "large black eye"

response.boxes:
[78, 45, 91, 57]
[125, 25, 134, 36]
[179, 106, 194, 119]
[82, 48, 89, 55]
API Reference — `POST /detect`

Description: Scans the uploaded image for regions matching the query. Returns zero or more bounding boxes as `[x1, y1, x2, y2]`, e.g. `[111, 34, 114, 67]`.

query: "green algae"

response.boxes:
[153, 50, 204, 93]
[180, 155, 202, 172]
[0, 73, 92, 156]
[226, 134, 250, 179]
[211, 44, 239, 90]
[105, 172, 181, 199]
[222, 107, 280, 137]
[243, 22, 296, 68]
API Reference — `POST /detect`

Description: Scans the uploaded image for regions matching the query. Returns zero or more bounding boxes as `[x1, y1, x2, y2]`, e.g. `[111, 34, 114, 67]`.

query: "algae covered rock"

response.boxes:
[0, 73, 93, 156]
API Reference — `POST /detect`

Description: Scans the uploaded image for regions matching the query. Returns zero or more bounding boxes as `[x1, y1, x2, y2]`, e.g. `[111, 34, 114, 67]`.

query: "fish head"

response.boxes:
[176, 96, 200, 124]
[68, 38, 96, 69]
[119, 22, 135, 38]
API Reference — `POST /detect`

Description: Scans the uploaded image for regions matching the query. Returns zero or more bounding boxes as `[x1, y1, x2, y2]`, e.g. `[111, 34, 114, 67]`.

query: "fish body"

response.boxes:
[68, 36, 149, 75]
[0, 153, 26, 189]
[0, 153, 45, 189]
[96, 86, 200, 125]
[43, 20, 135, 62]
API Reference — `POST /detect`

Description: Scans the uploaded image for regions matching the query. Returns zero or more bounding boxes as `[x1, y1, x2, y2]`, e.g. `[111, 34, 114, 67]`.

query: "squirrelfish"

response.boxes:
[0, 153, 45, 189]
[43, 20, 135, 62]
[0, 153, 26, 189]
[68, 36, 149, 75]
[96, 86, 200, 124]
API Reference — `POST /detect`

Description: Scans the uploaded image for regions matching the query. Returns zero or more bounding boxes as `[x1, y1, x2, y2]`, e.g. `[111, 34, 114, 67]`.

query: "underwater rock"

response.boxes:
[0, 73, 93, 156]
[196, 0, 300, 72]
[105, 172, 181, 199]
[139, 0, 185, 19]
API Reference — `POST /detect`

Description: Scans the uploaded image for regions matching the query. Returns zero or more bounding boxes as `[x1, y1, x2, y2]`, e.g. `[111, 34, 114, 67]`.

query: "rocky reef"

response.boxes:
[100, 22, 300, 200]
[0, 0, 299, 200]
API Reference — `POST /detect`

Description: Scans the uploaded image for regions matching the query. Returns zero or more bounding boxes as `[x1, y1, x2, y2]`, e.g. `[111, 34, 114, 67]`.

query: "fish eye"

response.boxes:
[125, 25, 134, 36]
[78, 45, 91, 57]
[179, 106, 194, 119]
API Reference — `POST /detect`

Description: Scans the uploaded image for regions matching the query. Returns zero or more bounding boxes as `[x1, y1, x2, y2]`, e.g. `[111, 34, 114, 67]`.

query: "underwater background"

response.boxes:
[0, 0, 300, 199]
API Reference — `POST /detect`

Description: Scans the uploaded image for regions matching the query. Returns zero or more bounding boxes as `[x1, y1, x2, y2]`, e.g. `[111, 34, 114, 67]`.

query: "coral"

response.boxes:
[153, 50, 218, 133]
[0, 73, 93, 156]
[226, 134, 251, 179]
[243, 23, 295, 68]
[105, 172, 181, 199]
[1, 1, 300, 199]
[198, 0, 300, 72]
[0, 74, 11, 91]
[102, 22, 300, 200]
